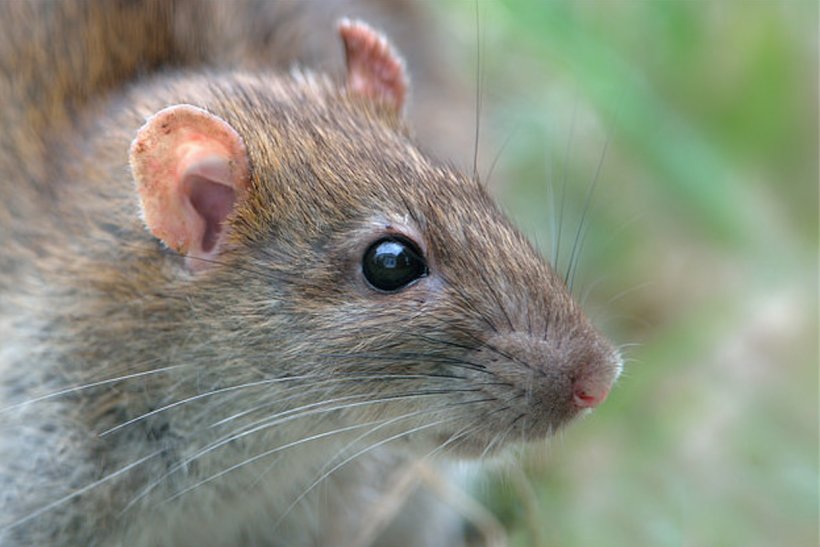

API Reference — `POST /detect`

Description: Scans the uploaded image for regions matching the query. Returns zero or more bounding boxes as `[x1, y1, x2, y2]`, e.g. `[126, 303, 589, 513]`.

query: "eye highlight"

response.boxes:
[362, 236, 428, 292]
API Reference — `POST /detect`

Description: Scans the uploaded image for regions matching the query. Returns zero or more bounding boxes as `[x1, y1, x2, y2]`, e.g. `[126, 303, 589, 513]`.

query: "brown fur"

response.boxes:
[0, 2, 620, 546]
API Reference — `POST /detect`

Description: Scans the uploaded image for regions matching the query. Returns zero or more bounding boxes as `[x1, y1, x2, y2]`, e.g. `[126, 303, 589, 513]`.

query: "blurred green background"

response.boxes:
[432, 1, 818, 545]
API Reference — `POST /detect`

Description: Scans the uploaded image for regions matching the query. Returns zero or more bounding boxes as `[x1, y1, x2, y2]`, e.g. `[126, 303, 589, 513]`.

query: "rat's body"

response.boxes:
[0, 2, 621, 546]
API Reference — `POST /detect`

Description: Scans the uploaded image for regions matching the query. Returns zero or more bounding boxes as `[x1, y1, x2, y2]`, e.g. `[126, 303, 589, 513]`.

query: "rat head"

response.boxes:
[128, 20, 621, 457]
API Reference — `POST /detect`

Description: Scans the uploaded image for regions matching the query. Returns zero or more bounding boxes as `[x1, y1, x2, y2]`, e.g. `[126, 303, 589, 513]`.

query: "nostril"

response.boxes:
[572, 382, 609, 408]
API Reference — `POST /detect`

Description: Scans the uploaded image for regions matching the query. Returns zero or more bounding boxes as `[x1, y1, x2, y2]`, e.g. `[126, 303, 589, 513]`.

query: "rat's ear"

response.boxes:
[129, 104, 250, 271]
[338, 18, 408, 115]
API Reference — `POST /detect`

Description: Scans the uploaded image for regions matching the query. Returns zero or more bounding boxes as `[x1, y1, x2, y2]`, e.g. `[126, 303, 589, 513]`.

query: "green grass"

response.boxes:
[434, 1, 818, 545]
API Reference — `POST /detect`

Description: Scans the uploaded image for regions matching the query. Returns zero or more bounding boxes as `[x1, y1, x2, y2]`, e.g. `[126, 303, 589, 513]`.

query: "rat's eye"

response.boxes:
[362, 237, 428, 292]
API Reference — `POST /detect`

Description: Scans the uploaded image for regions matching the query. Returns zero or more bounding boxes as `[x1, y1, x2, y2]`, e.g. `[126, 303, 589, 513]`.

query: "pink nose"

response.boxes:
[572, 381, 610, 408]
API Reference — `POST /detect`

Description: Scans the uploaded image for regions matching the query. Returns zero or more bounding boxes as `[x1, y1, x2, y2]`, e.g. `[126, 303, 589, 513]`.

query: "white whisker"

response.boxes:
[273, 414, 463, 529]
[158, 421, 383, 506]
[0, 364, 183, 414]
[120, 390, 474, 514]
[2, 450, 162, 533]
[98, 374, 319, 437]
[210, 373, 468, 428]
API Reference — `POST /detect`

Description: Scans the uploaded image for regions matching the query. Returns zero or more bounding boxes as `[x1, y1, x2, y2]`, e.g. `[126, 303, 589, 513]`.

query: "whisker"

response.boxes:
[477, 394, 529, 461]
[2, 450, 162, 533]
[273, 414, 464, 529]
[258, 398, 492, 495]
[210, 373, 471, 428]
[285, 399, 507, 533]
[321, 351, 489, 373]
[317, 397, 495, 477]
[617, 342, 643, 352]
[481, 413, 521, 462]
[168, 396, 491, 513]
[210, 388, 482, 450]
[121, 394, 393, 514]
[604, 281, 654, 306]
[0, 364, 184, 413]
[475, 267, 516, 332]
[566, 136, 610, 293]
[158, 420, 382, 506]
[98, 374, 320, 437]
[121, 390, 479, 513]
[424, 402, 517, 461]
[485, 128, 518, 187]
[554, 98, 579, 270]
[425, 417, 487, 460]
[547, 144, 558, 266]
[424, 315, 537, 374]
[472, 0, 483, 182]
[478, 427, 505, 461]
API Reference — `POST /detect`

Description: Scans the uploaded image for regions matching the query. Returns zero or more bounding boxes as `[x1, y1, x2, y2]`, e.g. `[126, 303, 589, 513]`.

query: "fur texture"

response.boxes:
[0, 2, 620, 545]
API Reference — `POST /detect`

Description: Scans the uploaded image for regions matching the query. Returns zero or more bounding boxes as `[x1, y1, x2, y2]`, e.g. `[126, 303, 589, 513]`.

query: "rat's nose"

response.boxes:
[572, 378, 610, 408]
[570, 350, 622, 409]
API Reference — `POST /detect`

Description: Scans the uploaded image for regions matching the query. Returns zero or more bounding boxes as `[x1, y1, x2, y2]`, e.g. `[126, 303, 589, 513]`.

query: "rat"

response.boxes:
[0, 1, 622, 546]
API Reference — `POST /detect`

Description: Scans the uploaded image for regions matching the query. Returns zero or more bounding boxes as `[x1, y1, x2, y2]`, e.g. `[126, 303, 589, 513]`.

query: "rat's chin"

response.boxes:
[430, 414, 584, 458]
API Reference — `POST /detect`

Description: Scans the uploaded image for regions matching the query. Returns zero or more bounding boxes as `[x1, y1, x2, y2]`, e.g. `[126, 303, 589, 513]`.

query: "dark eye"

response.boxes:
[362, 237, 428, 292]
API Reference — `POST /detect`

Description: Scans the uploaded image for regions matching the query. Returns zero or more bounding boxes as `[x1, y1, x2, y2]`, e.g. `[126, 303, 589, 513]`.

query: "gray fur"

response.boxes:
[0, 2, 620, 545]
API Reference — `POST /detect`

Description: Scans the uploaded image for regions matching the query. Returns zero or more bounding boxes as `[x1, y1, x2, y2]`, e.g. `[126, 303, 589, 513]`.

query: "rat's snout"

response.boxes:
[474, 329, 621, 441]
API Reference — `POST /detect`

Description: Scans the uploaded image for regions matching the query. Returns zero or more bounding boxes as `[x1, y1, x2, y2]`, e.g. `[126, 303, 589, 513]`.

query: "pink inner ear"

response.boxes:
[187, 176, 236, 254]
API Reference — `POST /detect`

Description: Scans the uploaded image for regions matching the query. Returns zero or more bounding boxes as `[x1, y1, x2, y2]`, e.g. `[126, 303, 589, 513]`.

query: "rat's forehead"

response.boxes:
[209, 75, 502, 232]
